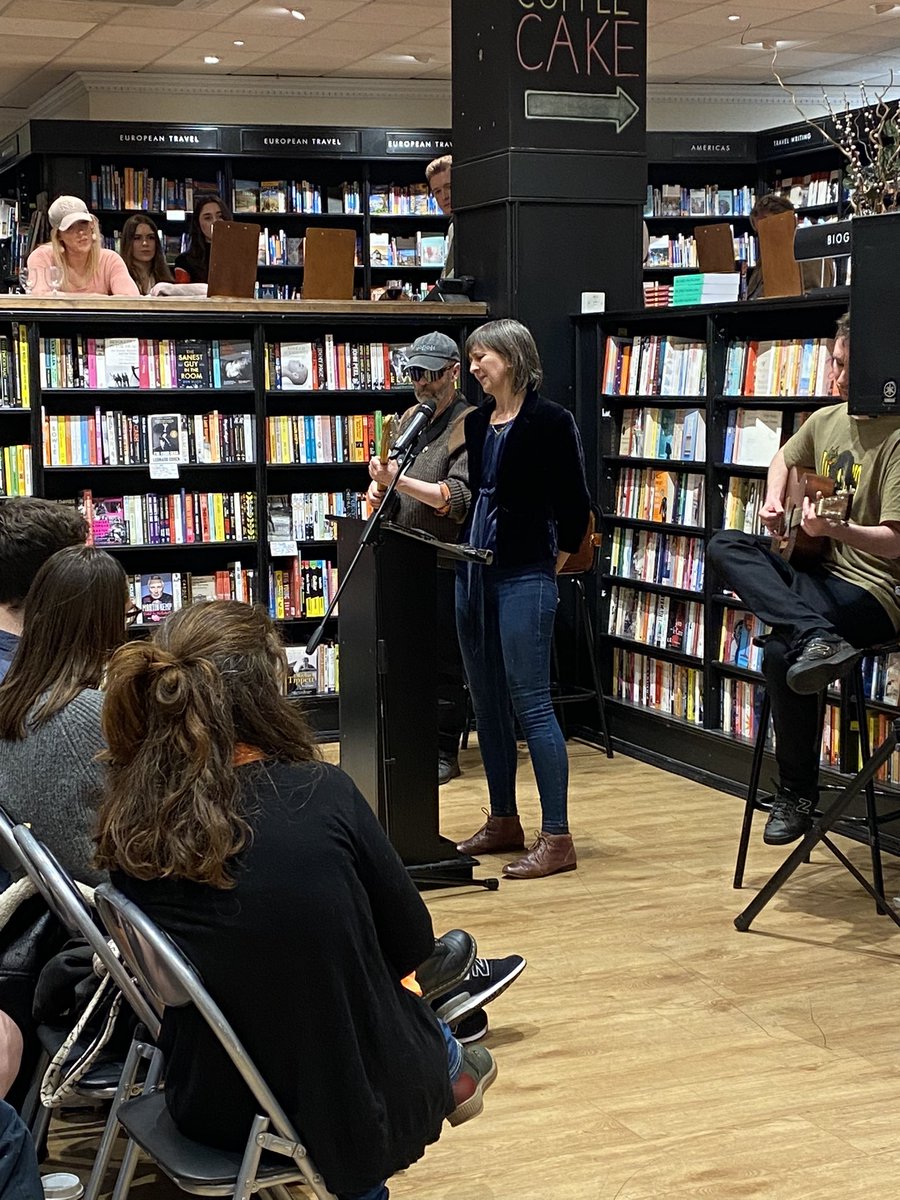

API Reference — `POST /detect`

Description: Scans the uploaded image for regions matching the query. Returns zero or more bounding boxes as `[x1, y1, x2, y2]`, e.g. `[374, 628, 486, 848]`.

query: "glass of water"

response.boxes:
[18, 266, 32, 295]
[47, 266, 63, 296]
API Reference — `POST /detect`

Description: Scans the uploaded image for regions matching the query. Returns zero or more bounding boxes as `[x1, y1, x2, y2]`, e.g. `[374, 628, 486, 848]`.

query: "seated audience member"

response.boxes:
[0, 498, 88, 681]
[0, 544, 130, 1101]
[746, 192, 835, 300]
[120, 214, 174, 295]
[28, 196, 139, 297]
[95, 601, 499, 1200]
[425, 155, 454, 278]
[708, 313, 900, 844]
[174, 194, 231, 284]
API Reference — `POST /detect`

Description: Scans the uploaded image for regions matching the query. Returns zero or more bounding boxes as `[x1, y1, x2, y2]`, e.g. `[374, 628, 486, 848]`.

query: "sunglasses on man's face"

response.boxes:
[409, 365, 451, 383]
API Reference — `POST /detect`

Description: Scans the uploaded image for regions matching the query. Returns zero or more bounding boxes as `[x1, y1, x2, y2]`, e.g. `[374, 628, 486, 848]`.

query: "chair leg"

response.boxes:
[84, 1035, 154, 1200]
[849, 666, 887, 914]
[734, 688, 771, 889]
[108, 1043, 164, 1200]
[234, 1113, 268, 1200]
[574, 578, 613, 758]
[550, 630, 568, 740]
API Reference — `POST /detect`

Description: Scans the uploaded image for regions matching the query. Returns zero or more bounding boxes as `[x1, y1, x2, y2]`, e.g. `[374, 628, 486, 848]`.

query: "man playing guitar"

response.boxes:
[708, 313, 900, 845]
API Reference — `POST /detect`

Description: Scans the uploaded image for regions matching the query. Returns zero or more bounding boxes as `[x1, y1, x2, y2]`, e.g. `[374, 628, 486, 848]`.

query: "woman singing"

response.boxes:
[455, 319, 591, 880]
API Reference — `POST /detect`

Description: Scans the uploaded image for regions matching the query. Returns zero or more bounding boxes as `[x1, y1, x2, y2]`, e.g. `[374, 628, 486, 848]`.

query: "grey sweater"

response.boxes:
[0, 688, 106, 885]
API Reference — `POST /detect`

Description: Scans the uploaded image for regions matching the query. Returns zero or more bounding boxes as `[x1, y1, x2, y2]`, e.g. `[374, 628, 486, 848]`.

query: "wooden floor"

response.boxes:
[47, 740, 900, 1199]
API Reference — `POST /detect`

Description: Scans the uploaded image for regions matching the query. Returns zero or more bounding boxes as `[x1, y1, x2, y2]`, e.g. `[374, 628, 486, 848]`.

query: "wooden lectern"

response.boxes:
[335, 517, 488, 884]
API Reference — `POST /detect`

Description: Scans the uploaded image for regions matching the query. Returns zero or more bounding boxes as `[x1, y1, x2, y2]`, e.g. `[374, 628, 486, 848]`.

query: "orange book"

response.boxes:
[743, 341, 759, 395]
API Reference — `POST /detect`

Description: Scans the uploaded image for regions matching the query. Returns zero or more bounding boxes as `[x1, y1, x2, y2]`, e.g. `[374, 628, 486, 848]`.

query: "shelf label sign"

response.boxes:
[383, 133, 453, 156]
[241, 128, 361, 155]
[116, 127, 220, 150]
[0, 135, 18, 163]
[669, 134, 752, 161]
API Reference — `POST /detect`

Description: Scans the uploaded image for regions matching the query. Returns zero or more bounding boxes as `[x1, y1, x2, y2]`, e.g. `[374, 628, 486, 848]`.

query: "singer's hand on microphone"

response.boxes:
[368, 455, 398, 491]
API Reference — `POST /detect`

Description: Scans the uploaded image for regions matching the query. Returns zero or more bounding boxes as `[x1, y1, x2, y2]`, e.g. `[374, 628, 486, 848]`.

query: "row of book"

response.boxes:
[369, 184, 444, 216]
[719, 678, 768, 743]
[611, 648, 704, 725]
[601, 335, 707, 397]
[125, 564, 254, 625]
[644, 184, 757, 219]
[257, 230, 362, 269]
[89, 167, 227, 213]
[266, 413, 382, 466]
[39, 337, 254, 391]
[285, 643, 339, 698]
[42, 412, 255, 468]
[645, 232, 757, 269]
[723, 338, 836, 397]
[723, 408, 792, 468]
[722, 477, 765, 534]
[607, 528, 704, 592]
[0, 444, 31, 497]
[369, 232, 446, 268]
[264, 339, 415, 391]
[617, 407, 707, 461]
[773, 170, 843, 210]
[717, 609, 767, 672]
[267, 491, 366, 545]
[80, 489, 257, 546]
[0, 329, 29, 408]
[613, 469, 705, 527]
[608, 588, 704, 657]
[233, 180, 362, 215]
[268, 558, 337, 620]
[642, 281, 672, 308]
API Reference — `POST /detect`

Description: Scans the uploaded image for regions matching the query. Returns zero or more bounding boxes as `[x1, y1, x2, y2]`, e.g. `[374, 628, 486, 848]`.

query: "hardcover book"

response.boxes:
[149, 414, 181, 465]
[285, 646, 319, 696]
[175, 341, 210, 389]
[104, 338, 141, 389]
[217, 340, 253, 388]
[140, 571, 175, 624]
[91, 496, 129, 546]
[279, 342, 315, 390]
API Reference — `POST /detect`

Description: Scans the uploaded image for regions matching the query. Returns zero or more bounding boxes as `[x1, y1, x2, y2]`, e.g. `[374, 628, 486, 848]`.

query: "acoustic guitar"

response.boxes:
[773, 464, 853, 563]
[366, 413, 396, 513]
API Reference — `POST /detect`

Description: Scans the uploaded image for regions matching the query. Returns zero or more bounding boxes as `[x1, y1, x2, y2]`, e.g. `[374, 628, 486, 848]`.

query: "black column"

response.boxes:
[451, 0, 647, 405]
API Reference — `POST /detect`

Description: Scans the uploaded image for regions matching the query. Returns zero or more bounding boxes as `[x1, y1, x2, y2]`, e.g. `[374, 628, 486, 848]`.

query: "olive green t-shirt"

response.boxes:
[782, 402, 900, 629]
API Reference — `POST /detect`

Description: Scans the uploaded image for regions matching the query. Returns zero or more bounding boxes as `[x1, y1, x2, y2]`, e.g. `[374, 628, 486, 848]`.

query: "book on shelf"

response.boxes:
[719, 678, 769, 743]
[80, 488, 257, 546]
[265, 339, 414, 391]
[608, 527, 704, 592]
[718, 609, 768, 671]
[643, 232, 757, 271]
[602, 335, 708, 398]
[43, 411, 255, 467]
[722, 476, 766, 534]
[260, 181, 288, 214]
[285, 642, 340, 696]
[608, 586, 704, 656]
[774, 170, 842, 209]
[277, 343, 315, 390]
[233, 180, 260, 213]
[267, 491, 365, 544]
[645, 183, 756, 219]
[723, 338, 835, 397]
[618, 407, 706, 461]
[149, 414, 182, 467]
[266, 412, 383, 465]
[39, 336, 259, 391]
[369, 232, 391, 266]
[215, 341, 253, 388]
[0, 326, 29, 408]
[723, 408, 782, 467]
[125, 563, 254, 624]
[268, 557, 338, 619]
[0, 445, 32, 497]
[612, 646, 703, 724]
[416, 233, 446, 267]
[614, 468, 705, 526]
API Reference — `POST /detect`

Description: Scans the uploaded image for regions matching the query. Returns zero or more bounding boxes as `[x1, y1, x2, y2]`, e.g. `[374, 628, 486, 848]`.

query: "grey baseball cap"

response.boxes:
[406, 331, 461, 370]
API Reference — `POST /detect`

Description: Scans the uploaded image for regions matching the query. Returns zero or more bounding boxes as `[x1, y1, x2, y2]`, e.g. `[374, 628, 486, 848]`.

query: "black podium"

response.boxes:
[335, 516, 486, 883]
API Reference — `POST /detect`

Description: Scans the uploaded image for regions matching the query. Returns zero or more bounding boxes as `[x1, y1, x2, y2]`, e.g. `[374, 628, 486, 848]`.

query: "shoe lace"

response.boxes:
[769, 794, 794, 821]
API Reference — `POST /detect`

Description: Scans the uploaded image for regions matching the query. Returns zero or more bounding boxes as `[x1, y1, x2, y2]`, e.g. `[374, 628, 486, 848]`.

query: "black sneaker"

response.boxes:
[415, 930, 477, 1004]
[763, 789, 815, 845]
[454, 1009, 489, 1044]
[433, 954, 527, 1025]
[786, 632, 860, 695]
[438, 755, 461, 785]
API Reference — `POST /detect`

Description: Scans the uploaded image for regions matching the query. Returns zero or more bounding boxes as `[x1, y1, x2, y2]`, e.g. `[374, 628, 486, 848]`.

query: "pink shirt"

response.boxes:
[27, 244, 139, 297]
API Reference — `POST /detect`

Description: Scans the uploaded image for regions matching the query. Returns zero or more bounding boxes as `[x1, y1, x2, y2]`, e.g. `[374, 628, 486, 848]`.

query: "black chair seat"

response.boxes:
[118, 1091, 309, 1190]
[36, 1023, 124, 1092]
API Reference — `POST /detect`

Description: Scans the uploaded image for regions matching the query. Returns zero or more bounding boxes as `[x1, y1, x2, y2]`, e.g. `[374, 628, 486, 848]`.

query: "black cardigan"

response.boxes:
[463, 389, 591, 568]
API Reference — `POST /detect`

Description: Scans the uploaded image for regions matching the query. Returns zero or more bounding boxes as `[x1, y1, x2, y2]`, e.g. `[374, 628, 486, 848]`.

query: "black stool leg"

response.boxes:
[848, 664, 886, 914]
[734, 688, 771, 889]
[574, 577, 614, 758]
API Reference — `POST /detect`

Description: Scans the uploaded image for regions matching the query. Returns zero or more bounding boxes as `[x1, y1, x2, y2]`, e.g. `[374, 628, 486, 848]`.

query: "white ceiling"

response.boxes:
[0, 0, 898, 111]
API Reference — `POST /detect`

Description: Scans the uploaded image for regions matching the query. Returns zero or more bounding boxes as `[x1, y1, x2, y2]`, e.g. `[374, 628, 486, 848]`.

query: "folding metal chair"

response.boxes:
[9, 826, 164, 1200]
[94, 883, 336, 1200]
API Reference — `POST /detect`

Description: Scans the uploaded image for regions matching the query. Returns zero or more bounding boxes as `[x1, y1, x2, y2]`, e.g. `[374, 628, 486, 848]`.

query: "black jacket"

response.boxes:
[463, 389, 591, 568]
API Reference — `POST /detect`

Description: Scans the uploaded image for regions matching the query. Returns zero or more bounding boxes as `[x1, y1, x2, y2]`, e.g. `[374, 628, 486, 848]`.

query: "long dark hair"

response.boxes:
[0, 545, 127, 740]
[94, 601, 320, 889]
[120, 214, 173, 294]
[182, 193, 232, 279]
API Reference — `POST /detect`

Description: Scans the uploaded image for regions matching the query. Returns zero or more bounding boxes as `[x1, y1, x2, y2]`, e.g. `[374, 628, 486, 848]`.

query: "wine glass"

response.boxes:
[47, 266, 63, 296]
[18, 266, 32, 295]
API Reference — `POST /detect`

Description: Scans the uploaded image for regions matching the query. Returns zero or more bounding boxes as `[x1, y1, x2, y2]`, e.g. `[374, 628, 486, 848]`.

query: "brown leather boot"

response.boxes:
[456, 811, 526, 856]
[503, 832, 577, 879]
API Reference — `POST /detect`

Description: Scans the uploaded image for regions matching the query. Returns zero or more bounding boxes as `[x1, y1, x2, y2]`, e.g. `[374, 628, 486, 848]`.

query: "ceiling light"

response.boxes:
[728, 13, 741, 19]
[743, 38, 779, 49]
[233, 39, 244, 46]
[204, 54, 220, 63]
[289, 8, 306, 18]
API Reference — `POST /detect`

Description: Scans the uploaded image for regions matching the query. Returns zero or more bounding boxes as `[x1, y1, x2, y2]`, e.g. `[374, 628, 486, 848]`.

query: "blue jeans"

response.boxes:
[0, 1100, 42, 1200]
[457, 564, 569, 834]
[337, 1021, 463, 1200]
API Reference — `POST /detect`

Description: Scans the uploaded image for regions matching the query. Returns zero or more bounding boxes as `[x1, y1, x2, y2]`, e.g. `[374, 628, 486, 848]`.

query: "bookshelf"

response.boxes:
[0, 122, 451, 301]
[0, 296, 487, 738]
[573, 291, 900, 841]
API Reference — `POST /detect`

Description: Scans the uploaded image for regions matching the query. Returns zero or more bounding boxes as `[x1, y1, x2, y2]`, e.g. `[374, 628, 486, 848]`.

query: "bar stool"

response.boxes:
[733, 638, 900, 916]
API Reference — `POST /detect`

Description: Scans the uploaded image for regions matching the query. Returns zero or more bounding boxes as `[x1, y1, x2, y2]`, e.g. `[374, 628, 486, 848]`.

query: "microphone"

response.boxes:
[388, 398, 436, 460]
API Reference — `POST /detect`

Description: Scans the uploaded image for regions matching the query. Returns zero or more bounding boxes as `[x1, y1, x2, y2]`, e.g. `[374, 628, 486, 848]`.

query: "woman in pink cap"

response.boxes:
[27, 195, 139, 297]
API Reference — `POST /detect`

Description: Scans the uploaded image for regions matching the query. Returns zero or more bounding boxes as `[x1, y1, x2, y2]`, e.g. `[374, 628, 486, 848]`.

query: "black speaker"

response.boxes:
[849, 212, 900, 415]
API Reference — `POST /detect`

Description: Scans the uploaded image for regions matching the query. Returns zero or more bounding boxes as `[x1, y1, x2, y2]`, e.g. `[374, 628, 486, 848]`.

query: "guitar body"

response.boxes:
[775, 465, 853, 564]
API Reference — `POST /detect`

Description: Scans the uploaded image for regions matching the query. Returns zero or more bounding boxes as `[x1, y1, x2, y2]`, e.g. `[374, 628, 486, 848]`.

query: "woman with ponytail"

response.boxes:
[95, 601, 497, 1200]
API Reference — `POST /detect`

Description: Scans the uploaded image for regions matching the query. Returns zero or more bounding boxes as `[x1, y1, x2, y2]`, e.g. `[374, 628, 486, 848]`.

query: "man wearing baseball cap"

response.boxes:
[27, 194, 138, 297]
[368, 331, 473, 784]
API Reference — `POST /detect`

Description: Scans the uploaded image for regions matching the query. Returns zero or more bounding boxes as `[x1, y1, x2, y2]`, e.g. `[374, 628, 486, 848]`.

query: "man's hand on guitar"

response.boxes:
[368, 455, 398, 493]
[759, 494, 785, 535]
[801, 493, 841, 539]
